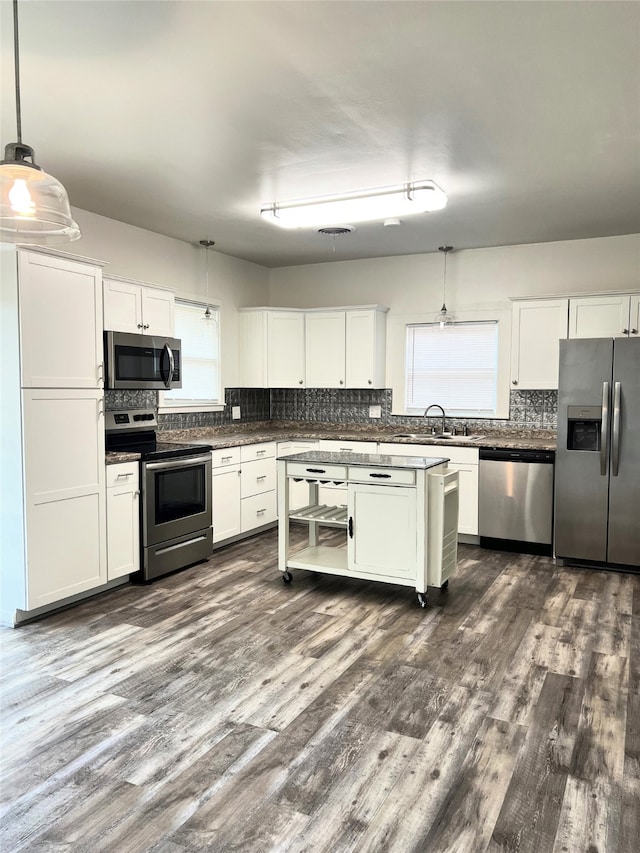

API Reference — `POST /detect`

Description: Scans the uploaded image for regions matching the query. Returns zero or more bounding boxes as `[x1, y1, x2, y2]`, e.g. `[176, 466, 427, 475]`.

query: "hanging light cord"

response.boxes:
[12, 0, 22, 144]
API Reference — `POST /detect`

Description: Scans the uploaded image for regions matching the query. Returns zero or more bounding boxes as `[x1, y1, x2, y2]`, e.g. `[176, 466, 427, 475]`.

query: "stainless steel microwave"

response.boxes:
[104, 331, 182, 390]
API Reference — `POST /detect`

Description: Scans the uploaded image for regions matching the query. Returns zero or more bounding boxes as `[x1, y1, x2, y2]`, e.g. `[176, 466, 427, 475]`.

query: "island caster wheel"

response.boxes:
[416, 592, 428, 608]
[282, 571, 293, 585]
[441, 580, 449, 590]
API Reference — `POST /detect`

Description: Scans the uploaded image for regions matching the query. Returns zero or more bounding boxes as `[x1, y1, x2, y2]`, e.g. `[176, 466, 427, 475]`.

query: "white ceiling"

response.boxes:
[1, 0, 639, 268]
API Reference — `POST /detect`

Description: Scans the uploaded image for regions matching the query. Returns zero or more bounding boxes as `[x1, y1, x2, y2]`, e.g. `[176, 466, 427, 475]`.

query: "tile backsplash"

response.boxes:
[270, 388, 557, 432]
[106, 387, 557, 432]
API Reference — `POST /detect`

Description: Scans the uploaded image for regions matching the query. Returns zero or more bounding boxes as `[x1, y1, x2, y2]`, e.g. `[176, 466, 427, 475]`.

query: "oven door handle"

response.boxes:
[145, 454, 212, 471]
[162, 343, 175, 389]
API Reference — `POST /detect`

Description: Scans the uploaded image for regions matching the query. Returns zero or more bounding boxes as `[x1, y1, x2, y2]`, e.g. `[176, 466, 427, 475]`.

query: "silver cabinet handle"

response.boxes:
[623, 328, 629, 335]
[299, 380, 303, 385]
[257, 508, 266, 515]
[137, 323, 143, 329]
[368, 379, 372, 385]
[143, 324, 149, 330]
[257, 475, 266, 481]
[631, 328, 638, 335]
[257, 450, 266, 456]
[600, 381, 609, 476]
[612, 381, 621, 477]
[512, 379, 518, 385]
[339, 380, 344, 385]
[116, 471, 134, 479]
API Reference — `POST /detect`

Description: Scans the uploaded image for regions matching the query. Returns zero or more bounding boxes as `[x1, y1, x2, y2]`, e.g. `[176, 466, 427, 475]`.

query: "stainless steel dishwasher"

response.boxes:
[479, 448, 555, 555]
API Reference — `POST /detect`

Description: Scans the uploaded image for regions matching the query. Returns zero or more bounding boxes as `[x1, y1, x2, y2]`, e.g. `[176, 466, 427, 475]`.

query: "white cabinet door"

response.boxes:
[348, 483, 417, 579]
[305, 311, 346, 388]
[22, 389, 106, 609]
[213, 466, 241, 542]
[140, 287, 175, 336]
[104, 279, 175, 336]
[511, 299, 568, 389]
[19, 251, 103, 389]
[346, 308, 386, 388]
[444, 463, 478, 535]
[106, 463, 139, 580]
[267, 311, 306, 388]
[630, 294, 640, 338]
[238, 311, 268, 387]
[569, 294, 631, 339]
[103, 279, 144, 333]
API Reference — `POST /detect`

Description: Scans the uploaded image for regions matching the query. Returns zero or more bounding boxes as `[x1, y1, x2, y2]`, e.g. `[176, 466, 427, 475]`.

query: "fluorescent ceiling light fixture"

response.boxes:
[261, 180, 447, 229]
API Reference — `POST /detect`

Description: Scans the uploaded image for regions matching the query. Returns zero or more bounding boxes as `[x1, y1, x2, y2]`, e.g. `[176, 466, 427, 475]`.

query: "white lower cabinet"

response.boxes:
[212, 447, 241, 543]
[106, 462, 140, 580]
[240, 443, 277, 532]
[378, 443, 479, 536]
[22, 389, 107, 610]
[348, 483, 417, 578]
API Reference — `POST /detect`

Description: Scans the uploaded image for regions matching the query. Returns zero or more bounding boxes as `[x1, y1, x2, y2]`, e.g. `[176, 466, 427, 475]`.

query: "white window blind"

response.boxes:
[405, 321, 499, 416]
[163, 301, 220, 406]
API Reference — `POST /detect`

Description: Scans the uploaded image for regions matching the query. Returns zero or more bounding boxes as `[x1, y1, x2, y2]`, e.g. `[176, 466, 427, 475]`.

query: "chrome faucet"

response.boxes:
[424, 404, 446, 435]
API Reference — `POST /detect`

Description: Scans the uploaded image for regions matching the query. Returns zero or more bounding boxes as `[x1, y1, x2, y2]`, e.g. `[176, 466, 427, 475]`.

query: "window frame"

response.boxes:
[387, 308, 510, 419]
[158, 298, 223, 414]
[405, 319, 500, 418]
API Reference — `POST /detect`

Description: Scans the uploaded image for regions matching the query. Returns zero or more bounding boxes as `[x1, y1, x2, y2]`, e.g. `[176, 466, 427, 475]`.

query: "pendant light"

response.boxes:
[0, 0, 80, 244]
[199, 240, 215, 320]
[434, 245, 454, 327]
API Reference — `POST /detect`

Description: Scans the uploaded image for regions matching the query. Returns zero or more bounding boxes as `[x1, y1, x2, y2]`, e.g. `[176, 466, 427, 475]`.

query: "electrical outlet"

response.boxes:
[232, 406, 241, 420]
[369, 405, 382, 419]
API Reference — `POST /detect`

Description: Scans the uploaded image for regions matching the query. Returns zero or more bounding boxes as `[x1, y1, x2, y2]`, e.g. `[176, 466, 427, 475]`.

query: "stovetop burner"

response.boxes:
[105, 409, 212, 460]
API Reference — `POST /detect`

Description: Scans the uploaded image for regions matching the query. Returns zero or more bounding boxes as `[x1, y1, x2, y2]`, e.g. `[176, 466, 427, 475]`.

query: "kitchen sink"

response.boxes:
[391, 433, 485, 442]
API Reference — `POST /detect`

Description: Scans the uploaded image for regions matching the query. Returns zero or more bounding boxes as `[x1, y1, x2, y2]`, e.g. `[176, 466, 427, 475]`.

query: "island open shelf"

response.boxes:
[277, 450, 459, 606]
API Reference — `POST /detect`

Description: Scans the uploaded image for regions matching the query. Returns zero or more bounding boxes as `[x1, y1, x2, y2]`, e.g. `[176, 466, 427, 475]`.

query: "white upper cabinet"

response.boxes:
[305, 311, 346, 388]
[511, 298, 569, 390]
[346, 307, 387, 388]
[103, 277, 175, 336]
[267, 311, 306, 388]
[238, 305, 387, 389]
[18, 251, 104, 389]
[569, 293, 640, 339]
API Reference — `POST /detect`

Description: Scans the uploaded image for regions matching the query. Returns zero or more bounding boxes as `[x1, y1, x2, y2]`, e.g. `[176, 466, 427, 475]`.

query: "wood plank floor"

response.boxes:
[1, 527, 639, 852]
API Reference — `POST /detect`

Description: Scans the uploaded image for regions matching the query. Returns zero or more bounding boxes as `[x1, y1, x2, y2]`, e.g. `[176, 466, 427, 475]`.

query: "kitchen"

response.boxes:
[1, 1, 640, 851]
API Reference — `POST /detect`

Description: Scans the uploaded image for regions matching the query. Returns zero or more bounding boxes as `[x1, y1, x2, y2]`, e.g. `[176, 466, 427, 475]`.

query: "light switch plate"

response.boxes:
[369, 405, 382, 418]
[232, 406, 241, 420]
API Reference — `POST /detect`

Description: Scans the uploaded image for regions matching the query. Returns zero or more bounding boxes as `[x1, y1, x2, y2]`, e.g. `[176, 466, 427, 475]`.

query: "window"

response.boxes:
[162, 300, 220, 408]
[405, 321, 499, 417]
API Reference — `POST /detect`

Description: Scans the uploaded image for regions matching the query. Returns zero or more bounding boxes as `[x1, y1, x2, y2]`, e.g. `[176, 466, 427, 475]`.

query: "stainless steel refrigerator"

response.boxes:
[555, 337, 640, 569]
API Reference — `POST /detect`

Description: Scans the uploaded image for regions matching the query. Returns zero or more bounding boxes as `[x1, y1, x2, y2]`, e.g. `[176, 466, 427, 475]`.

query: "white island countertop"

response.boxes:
[277, 450, 449, 469]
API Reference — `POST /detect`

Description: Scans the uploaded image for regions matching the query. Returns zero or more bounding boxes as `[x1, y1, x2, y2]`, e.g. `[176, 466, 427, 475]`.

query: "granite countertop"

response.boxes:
[157, 421, 557, 452]
[106, 451, 141, 465]
[278, 450, 449, 470]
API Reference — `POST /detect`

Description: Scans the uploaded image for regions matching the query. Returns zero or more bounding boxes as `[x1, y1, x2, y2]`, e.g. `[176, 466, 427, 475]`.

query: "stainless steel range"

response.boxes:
[105, 409, 213, 581]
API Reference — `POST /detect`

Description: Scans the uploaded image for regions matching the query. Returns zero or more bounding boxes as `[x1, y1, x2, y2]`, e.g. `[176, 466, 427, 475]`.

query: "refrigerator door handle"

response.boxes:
[611, 381, 621, 477]
[600, 381, 609, 476]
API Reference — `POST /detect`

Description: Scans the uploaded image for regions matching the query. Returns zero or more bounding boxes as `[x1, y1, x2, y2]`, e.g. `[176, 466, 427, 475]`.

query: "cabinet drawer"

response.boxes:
[106, 462, 139, 488]
[212, 446, 241, 468]
[348, 466, 415, 486]
[318, 439, 378, 453]
[241, 490, 277, 532]
[286, 461, 347, 482]
[241, 458, 276, 497]
[240, 441, 277, 462]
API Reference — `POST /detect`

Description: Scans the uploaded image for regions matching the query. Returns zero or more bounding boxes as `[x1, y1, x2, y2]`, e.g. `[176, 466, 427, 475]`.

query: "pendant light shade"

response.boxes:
[199, 240, 215, 321]
[434, 245, 454, 327]
[0, 1, 80, 245]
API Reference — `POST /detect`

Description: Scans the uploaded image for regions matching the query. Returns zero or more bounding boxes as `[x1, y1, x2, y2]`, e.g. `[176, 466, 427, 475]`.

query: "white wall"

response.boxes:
[70, 207, 270, 387]
[268, 234, 640, 311]
[268, 234, 640, 416]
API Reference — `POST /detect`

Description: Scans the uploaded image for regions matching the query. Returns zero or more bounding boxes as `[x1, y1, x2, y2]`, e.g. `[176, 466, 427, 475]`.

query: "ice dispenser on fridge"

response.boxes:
[566, 406, 601, 452]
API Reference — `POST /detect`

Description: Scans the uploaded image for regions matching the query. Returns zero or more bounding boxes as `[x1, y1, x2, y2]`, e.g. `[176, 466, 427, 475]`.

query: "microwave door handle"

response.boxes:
[600, 381, 609, 477]
[163, 343, 174, 389]
[611, 382, 621, 477]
